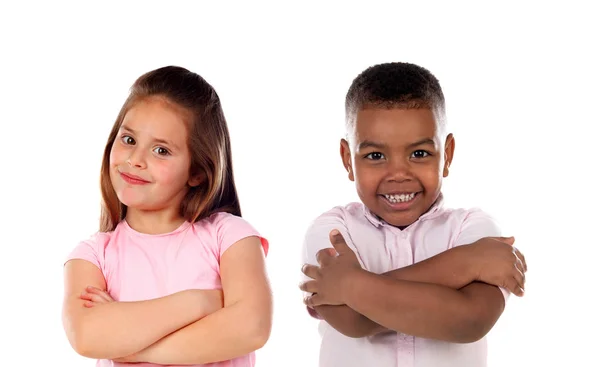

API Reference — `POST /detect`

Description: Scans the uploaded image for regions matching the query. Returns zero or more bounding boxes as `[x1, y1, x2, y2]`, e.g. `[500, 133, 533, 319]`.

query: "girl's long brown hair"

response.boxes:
[99, 66, 241, 232]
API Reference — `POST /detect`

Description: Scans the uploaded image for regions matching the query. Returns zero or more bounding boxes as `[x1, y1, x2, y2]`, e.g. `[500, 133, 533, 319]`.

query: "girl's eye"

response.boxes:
[365, 152, 385, 160]
[121, 135, 135, 145]
[411, 150, 430, 159]
[153, 147, 170, 156]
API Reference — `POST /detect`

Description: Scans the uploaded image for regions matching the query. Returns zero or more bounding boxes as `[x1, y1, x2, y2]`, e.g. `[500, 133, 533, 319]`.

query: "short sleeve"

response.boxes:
[453, 208, 510, 301]
[212, 212, 268, 257]
[64, 232, 108, 271]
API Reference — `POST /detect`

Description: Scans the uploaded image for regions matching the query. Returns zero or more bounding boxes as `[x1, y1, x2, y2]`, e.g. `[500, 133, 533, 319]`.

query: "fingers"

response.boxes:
[80, 286, 114, 307]
[302, 264, 320, 280]
[80, 291, 109, 304]
[515, 247, 527, 272]
[85, 286, 114, 302]
[304, 292, 325, 308]
[299, 280, 318, 294]
[316, 248, 337, 266]
[490, 236, 515, 246]
[514, 253, 526, 278]
[513, 266, 526, 296]
[329, 229, 351, 254]
[504, 276, 525, 297]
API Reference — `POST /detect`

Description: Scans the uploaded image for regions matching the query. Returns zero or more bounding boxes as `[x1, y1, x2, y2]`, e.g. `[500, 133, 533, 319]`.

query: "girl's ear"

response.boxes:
[188, 172, 205, 187]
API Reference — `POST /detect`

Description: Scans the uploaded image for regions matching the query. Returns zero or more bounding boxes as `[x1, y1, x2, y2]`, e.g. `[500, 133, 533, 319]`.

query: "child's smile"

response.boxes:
[380, 191, 421, 210]
[109, 96, 194, 216]
[341, 107, 454, 228]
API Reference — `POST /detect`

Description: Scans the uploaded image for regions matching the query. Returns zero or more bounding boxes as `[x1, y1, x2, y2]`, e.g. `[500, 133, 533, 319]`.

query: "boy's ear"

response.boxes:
[340, 139, 354, 181]
[443, 133, 455, 177]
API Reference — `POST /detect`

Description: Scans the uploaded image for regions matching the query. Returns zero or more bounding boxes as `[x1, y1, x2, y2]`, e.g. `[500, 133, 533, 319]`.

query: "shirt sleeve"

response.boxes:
[301, 208, 361, 319]
[452, 208, 510, 301]
[64, 233, 106, 270]
[212, 212, 269, 258]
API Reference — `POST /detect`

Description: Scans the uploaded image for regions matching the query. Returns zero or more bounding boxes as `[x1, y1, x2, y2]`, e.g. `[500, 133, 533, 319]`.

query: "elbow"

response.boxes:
[247, 314, 272, 350]
[68, 329, 100, 359]
[450, 313, 494, 344]
[67, 327, 117, 359]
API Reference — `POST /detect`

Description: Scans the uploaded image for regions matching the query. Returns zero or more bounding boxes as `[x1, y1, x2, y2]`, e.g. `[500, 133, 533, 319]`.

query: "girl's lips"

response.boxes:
[119, 172, 150, 185]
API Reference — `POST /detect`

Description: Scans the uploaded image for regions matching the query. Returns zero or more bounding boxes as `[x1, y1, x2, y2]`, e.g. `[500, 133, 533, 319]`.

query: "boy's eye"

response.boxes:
[411, 150, 430, 159]
[365, 152, 385, 160]
[153, 147, 170, 156]
[121, 135, 135, 145]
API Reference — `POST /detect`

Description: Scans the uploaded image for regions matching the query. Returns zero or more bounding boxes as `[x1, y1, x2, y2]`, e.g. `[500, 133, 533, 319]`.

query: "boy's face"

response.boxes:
[341, 108, 454, 228]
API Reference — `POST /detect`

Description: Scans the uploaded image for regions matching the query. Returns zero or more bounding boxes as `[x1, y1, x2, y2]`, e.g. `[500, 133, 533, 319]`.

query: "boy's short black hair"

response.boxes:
[345, 62, 446, 129]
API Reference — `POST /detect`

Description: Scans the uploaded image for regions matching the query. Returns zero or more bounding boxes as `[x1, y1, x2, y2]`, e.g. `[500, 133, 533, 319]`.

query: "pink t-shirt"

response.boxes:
[67, 211, 268, 367]
[301, 196, 509, 367]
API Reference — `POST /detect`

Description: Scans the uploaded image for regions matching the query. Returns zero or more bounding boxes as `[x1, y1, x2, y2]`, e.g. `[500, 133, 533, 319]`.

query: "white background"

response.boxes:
[1, 1, 598, 366]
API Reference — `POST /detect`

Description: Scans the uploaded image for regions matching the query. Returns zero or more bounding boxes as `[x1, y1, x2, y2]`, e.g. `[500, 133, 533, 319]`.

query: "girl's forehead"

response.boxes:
[121, 98, 190, 146]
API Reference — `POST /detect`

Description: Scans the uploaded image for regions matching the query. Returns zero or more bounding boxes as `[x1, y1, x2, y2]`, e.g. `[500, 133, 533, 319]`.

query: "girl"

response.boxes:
[62, 66, 272, 367]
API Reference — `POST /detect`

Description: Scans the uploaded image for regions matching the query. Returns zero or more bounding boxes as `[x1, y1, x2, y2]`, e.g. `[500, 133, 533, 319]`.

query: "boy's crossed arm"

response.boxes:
[300, 230, 526, 342]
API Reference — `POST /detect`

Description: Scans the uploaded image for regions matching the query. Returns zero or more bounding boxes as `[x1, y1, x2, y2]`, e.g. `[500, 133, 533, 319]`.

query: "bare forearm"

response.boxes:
[315, 246, 475, 338]
[133, 301, 272, 365]
[383, 245, 475, 288]
[313, 305, 386, 338]
[69, 290, 205, 359]
[345, 270, 482, 343]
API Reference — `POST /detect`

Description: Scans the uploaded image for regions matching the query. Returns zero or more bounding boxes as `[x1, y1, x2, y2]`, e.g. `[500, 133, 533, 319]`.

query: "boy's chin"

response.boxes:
[378, 213, 419, 228]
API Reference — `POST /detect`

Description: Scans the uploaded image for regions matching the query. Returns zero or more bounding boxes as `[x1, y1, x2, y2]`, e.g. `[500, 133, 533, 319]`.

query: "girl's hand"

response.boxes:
[80, 286, 115, 307]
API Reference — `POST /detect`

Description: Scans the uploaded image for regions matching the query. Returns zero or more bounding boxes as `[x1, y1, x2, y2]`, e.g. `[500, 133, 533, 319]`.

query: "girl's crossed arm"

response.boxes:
[62, 260, 221, 360]
[119, 235, 273, 365]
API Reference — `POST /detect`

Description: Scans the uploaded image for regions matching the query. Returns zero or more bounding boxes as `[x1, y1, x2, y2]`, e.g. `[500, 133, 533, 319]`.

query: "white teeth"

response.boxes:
[384, 193, 416, 203]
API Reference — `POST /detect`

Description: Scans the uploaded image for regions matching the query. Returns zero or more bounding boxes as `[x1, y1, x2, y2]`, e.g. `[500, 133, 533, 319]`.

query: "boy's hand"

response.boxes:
[300, 230, 364, 307]
[467, 236, 527, 296]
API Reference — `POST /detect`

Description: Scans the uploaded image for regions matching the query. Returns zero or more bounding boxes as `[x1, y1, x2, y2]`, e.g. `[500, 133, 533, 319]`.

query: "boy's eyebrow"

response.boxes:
[358, 138, 435, 150]
[357, 140, 387, 150]
[407, 138, 436, 148]
[120, 125, 178, 149]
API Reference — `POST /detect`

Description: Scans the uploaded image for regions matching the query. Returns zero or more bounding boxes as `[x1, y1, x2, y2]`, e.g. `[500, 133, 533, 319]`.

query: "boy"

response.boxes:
[300, 62, 527, 367]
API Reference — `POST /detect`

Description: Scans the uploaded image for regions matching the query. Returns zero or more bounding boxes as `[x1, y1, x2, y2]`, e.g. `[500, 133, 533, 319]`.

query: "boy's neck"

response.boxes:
[125, 207, 186, 235]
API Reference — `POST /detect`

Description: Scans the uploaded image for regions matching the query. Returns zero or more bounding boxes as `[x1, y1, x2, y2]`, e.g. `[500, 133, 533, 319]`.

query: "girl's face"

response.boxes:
[109, 96, 201, 216]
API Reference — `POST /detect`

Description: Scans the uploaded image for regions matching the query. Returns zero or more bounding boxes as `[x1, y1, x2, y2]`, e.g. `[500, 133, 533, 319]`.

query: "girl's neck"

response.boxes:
[125, 207, 186, 235]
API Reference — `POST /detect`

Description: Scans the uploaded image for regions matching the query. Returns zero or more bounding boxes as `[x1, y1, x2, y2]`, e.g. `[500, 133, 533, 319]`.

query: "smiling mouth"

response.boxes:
[119, 172, 150, 185]
[383, 193, 417, 203]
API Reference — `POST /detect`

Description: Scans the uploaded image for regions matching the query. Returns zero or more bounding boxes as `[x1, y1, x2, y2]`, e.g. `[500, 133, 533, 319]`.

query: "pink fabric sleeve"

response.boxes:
[213, 212, 269, 258]
[453, 208, 511, 301]
[64, 233, 106, 270]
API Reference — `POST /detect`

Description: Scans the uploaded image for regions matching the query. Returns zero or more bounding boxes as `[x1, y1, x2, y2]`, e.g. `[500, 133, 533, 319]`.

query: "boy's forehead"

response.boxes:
[349, 108, 443, 146]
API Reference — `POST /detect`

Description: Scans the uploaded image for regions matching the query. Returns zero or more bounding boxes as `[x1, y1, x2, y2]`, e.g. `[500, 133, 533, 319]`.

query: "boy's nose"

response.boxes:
[386, 160, 412, 182]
